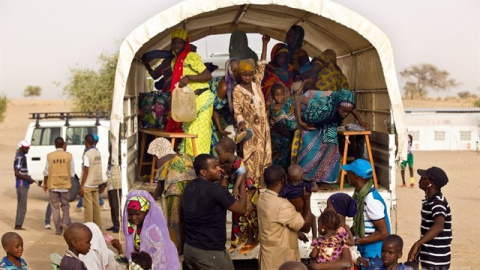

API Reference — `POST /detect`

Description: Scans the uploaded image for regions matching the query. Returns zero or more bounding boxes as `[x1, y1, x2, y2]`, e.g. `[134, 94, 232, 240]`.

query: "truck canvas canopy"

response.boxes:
[110, 0, 408, 193]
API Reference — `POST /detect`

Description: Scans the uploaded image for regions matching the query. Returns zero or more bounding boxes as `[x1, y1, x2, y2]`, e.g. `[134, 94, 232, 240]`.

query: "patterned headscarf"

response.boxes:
[147, 138, 176, 160]
[238, 59, 255, 74]
[127, 196, 150, 212]
[170, 28, 187, 41]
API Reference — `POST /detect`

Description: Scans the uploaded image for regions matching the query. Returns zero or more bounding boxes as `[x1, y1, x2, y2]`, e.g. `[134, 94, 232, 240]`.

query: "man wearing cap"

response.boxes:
[13, 140, 36, 230]
[408, 167, 452, 269]
[343, 158, 390, 264]
[43, 137, 75, 235]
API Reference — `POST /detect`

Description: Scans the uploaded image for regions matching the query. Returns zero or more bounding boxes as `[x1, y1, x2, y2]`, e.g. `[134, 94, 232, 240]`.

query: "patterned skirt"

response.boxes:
[296, 129, 340, 183]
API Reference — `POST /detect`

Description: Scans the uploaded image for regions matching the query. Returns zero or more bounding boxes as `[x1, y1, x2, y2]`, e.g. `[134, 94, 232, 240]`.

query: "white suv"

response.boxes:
[24, 112, 111, 185]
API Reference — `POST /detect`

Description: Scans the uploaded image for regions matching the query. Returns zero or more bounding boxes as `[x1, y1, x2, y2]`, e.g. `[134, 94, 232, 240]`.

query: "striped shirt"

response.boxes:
[13, 151, 30, 188]
[420, 192, 452, 269]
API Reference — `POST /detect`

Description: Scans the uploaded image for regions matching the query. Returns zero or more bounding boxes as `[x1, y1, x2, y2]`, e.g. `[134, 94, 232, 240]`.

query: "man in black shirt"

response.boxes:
[408, 166, 452, 270]
[182, 154, 246, 270]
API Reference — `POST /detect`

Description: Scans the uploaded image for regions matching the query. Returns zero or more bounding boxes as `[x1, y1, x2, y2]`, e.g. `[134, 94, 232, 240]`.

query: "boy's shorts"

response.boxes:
[401, 153, 414, 169]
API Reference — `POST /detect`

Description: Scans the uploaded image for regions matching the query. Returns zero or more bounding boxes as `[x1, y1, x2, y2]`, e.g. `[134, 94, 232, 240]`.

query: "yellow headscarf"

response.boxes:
[238, 59, 255, 73]
[171, 28, 187, 41]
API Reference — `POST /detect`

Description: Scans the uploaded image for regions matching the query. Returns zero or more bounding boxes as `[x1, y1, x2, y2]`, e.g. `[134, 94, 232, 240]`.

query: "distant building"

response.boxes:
[405, 108, 480, 151]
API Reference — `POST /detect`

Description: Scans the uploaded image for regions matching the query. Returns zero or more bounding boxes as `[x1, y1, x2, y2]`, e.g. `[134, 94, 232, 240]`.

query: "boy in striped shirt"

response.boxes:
[408, 166, 452, 270]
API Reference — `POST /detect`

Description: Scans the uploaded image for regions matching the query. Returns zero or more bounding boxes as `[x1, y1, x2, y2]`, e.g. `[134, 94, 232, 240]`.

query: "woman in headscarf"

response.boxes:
[147, 137, 196, 255]
[166, 28, 213, 156]
[79, 222, 124, 270]
[285, 25, 309, 78]
[123, 190, 180, 270]
[209, 58, 240, 154]
[261, 43, 294, 105]
[294, 89, 367, 189]
[229, 30, 259, 62]
[325, 193, 358, 224]
[233, 35, 272, 188]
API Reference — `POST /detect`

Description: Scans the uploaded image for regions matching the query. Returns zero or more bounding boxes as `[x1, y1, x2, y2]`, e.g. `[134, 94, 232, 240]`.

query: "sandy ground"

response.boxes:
[0, 99, 479, 269]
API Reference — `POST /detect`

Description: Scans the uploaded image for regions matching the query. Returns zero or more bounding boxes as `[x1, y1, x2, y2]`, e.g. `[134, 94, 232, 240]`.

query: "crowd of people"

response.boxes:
[6, 26, 452, 270]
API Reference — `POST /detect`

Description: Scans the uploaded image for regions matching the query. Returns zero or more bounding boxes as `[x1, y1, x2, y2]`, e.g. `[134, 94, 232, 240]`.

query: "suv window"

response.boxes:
[66, 126, 98, 145]
[31, 127, 62, 146]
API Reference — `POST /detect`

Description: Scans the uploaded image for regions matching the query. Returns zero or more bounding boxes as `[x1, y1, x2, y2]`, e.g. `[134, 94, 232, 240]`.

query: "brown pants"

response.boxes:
[49, 190, 70, 233]
[83, 186, 102, 229]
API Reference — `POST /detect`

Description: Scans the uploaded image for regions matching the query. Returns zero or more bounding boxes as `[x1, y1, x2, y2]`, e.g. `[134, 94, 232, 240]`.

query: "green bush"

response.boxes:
[0, 94, 7, 123]
[474, 99, 480, 108]
[63, 53, 117, 112]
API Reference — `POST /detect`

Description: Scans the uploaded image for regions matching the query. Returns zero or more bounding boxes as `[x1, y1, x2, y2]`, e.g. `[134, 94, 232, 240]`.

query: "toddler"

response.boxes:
[1, 232, 28, 269]
[129, 251, 153, 270]
[215, 137, 259, 254]
[310, 211, 351, 266]
[269, 83, 299, 170]
[279, 164, 318, 237]
[60, 223, 92, 270]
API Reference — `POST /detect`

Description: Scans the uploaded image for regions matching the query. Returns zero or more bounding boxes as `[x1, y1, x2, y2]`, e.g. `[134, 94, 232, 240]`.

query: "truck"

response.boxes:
[108, 0, 408, 260]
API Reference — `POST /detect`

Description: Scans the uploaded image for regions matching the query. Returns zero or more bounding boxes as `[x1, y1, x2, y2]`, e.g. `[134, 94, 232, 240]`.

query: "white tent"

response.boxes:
[110, 0, 407, 190]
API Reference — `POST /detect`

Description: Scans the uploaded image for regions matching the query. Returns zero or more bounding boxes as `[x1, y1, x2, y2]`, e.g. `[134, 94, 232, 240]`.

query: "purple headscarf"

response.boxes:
[329, 193, 357, 218]
[225, 58, 239, 113]
[123, 190, 180, 270]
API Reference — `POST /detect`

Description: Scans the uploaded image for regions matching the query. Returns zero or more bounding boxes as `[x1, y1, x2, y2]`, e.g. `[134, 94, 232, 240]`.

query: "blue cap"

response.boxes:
[93, 133, 99, 142]
[342, 159, 373, 179]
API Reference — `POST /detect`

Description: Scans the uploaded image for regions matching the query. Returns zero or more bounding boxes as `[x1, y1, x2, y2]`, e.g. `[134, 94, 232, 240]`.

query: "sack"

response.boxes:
[138, 91, 170, 129]
[171, 83, 196, 122]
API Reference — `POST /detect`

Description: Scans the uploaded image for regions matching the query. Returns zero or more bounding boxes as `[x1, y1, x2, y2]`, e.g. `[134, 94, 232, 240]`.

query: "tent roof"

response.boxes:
[110, 0, 408, 163]
[133, 2, 374, 58]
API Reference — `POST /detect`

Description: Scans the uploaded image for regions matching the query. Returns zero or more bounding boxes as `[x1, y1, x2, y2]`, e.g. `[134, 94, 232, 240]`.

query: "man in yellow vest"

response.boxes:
[79, 134, 104, 229]
[43, 137, 75, 235]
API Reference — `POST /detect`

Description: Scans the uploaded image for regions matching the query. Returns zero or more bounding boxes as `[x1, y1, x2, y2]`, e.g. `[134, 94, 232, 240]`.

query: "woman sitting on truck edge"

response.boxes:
[294, 88, 368, 190]
[166, 28, 213, 156]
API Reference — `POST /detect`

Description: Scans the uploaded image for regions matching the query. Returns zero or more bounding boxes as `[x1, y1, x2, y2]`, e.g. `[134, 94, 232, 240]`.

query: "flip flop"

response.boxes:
[238, 242, 259, 254]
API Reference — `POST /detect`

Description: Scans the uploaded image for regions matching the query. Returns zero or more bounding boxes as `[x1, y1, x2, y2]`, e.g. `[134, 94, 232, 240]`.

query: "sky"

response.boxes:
[1, 0, 479, 99]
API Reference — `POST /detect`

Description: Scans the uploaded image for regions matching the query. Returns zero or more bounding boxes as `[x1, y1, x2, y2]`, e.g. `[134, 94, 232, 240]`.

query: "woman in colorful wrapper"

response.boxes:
[233, 34, 272, 188]
[261, 43, 294, 107]
[167, 28, 213, 155]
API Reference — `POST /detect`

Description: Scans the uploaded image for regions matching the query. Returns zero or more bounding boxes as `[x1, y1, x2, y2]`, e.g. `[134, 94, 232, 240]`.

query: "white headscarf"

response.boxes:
[80, 222, 124, 270]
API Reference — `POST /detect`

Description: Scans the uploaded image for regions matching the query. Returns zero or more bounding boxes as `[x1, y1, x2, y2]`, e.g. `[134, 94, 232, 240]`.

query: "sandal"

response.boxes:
[238, 242, 259, 254]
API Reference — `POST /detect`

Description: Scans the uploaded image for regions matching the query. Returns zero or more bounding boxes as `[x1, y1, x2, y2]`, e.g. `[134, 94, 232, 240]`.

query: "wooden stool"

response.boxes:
[338, 130, 378, 190]
[137, 128, 198, 186]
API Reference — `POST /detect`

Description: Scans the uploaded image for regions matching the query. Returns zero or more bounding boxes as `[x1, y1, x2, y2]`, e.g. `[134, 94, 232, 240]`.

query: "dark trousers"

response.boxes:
[15, 186, 29, 227]
[183, 243, 234, 270]
[107, 189, 122, 228]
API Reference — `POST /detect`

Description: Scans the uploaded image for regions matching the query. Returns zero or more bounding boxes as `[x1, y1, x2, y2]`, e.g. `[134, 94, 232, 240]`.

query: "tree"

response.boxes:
[457, 91, 477, 99]
[0, 94, 7, 123]
[63, 53, 118, 112]
[400, 64, 460, 99]
[24, 85, 42, 97]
